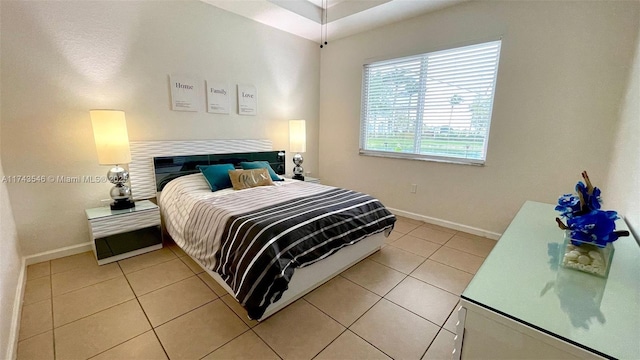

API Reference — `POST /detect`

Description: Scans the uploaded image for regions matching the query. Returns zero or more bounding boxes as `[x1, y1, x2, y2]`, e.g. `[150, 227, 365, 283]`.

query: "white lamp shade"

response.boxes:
[90, 110, 131, 165]
[289, 120, 306, 153]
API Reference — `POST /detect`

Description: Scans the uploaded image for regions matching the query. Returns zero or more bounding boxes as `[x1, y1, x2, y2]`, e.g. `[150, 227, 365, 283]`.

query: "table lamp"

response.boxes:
[289, 119, 306, 181]
[90, 109, 135, 210]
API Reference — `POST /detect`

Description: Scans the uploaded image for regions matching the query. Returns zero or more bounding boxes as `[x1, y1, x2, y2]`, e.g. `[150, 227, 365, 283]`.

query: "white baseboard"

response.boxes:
[6, 242, 93, 359]
[387, 207, 502, 240]
[6, 257, 26, 360]
[24, 242, 92, 266]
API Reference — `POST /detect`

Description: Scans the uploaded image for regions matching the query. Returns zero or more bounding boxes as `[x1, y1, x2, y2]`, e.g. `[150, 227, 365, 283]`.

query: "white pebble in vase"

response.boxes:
[565, 251, 579, 261]
[589, 250, 603, 262]
[577, 255, 591, 265]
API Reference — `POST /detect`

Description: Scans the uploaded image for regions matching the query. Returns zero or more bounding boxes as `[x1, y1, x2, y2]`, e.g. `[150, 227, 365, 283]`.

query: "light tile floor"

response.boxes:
[17, 217, 495, 360]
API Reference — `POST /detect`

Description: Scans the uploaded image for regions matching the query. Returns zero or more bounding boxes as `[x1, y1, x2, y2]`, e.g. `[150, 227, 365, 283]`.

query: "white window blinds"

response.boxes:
[360, 40, 502, 164]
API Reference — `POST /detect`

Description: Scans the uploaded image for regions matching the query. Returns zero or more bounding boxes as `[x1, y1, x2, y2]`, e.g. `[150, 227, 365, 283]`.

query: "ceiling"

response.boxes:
[201, 0, 468, 44]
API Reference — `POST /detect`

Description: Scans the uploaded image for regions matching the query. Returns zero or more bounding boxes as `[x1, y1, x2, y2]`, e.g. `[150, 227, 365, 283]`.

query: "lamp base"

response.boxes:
[107, 166, 134, 211]
[110, 198, 135, 210]
[292, 153, 304, 181]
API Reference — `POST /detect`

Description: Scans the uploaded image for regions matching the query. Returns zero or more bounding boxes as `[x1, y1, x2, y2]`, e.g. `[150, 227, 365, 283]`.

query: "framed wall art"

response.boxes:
[170, 75, 200, 112]
[237, 84, 257, 116]
[206, 81, 230, 114]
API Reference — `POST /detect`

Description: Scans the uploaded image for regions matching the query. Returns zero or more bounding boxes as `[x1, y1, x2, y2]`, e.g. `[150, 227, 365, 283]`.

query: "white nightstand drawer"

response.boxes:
[86, 200, 163, 265]
[285, 176, 320, 184]
[90, 208, 160, 238]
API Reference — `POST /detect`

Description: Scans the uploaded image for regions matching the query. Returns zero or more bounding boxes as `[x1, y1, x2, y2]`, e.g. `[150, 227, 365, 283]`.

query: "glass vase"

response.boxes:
[560, 232, 614, 278]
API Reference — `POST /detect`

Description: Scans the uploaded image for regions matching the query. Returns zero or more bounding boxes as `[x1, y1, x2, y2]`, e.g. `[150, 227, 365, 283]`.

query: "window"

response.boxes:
[360, 40, 502, 165]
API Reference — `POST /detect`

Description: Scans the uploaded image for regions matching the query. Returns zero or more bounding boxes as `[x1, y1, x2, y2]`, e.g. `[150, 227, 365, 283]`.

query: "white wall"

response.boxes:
[319, 1, 639, 234]
[1, 1, 320, 255]
[0, 149, 22, 360]
[605, 20, 640, 240]
[0, 0, 24, 353]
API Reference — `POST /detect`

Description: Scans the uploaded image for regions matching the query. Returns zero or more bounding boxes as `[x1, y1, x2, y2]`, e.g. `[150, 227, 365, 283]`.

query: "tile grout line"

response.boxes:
[193, 272, 224, 298]
[307, 268, 438, 357]
[52, 260, 174, 359]
[120, 252, 180, 276]
[197, 327, 254, 360]
[383, 295, 456, 330]
[130, 270, 221, 330]
[86, 331, 156, 360]
[49, 277, 136, 329]
[134, 272, 207, 307]
[397, 235, 489, 296]
[117, 261, 172, 360]
[375, 275, 450, 360]
[366, 247, 428, 275]
[151, 296, 219, 328]
[17, 263, 53, 345]
[442, 234, 496, 257]
[16, 298, 54, 343]
[309, 327, 351, 360]
[217, 294, 256, 328]
[130, 269, 233, 334]
[197, 273, 228, 298]
[344, 270, 411, 354]
[51, 271, 124, 299]
[336, 273, 387, 297]
[301, 298, 395, 360]
[53, 262, 158, 359]
[344, 328, 396, 360]
[442, 243, 493, 258]
[442, 300, 460, 332]
[343, 250, 468, 308]
[195, 272, 260, 336]
[249, 329, 285, 360]
[427, 256, 483, 276]
[151, 297, 219, 335]
[340, 250, 457, 359]
[406, 272, 467, 298]
[131, 273, 196, 299]
[390, 234, 446, 258]
[30, 233, 487, 359]
[127, 260, 198, 298]
[51, 297, 133, 329]
[250, 325, 286, 360]
[420, 327, 447, 359]
[47, 252, 138, 278]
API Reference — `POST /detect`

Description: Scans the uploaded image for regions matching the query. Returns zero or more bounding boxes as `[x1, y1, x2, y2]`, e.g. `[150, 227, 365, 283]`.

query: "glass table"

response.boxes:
[457, 201, 640, 359]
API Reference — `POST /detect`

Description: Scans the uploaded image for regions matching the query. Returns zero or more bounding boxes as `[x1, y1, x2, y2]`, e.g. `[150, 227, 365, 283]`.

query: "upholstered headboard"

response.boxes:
[129, 139, 275, 200]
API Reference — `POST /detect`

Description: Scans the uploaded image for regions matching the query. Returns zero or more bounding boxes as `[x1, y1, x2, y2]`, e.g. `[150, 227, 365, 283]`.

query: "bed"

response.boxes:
[129, 139, 395, 320]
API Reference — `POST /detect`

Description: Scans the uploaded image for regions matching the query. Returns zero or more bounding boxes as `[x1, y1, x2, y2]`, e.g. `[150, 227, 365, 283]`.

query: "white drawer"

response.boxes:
[90, 208, 160, 238]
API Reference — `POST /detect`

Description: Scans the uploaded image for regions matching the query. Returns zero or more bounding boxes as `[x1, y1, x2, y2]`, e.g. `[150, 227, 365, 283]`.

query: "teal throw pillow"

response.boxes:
[239, 161, 283, 181]
[197, 164, 235, 191]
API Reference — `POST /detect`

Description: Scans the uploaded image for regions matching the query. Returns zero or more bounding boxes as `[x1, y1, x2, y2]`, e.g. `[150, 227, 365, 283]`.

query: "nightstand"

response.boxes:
[86, 200, 162, 265]
[287, 176, 320, 184]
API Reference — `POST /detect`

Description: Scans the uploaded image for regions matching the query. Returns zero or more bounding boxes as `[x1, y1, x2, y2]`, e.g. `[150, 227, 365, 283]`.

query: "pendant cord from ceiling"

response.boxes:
[320, 0, 328, 48]
[324, 0, 328, 46]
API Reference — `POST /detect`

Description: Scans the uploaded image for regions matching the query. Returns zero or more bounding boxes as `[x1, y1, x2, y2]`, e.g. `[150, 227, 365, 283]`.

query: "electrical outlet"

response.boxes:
[410, 184, 417, 193]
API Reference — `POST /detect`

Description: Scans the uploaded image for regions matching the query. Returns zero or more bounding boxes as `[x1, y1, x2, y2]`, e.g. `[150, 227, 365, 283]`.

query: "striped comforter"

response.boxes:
[160, 174, 396, 319]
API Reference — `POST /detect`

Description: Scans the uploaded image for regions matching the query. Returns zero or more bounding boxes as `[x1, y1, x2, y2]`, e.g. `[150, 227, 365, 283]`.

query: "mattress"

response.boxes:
[159, 174, 396, 319]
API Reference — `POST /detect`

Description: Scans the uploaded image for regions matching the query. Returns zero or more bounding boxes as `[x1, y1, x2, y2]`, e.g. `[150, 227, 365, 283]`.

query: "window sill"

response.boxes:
[358, 150, 485, 166]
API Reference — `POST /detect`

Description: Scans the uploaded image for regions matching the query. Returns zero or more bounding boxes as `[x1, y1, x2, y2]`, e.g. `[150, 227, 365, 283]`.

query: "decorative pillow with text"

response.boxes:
[228, 168, 274, 190]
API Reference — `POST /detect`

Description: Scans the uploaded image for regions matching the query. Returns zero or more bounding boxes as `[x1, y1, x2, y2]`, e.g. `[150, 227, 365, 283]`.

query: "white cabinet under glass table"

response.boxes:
[86, 200, 162, 265]
[455, 201, 639, 359]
